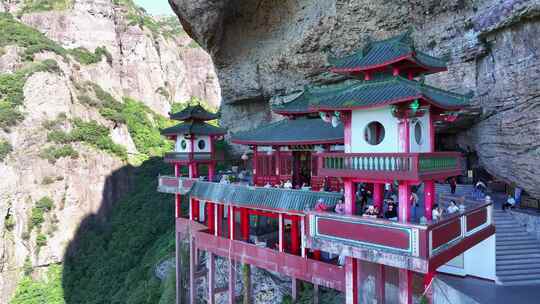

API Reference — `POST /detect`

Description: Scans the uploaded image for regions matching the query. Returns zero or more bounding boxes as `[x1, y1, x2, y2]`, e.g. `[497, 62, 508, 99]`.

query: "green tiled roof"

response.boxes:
[328, 31, 447, 73]
[231, 117, 344, 145]
[277, 76, 469, 112]
[170, 105, 219, 121]
[161, 121, 226, 136]
[190, 181, 342, 212]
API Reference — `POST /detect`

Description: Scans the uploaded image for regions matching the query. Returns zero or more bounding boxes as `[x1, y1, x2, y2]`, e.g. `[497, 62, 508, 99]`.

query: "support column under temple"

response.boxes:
[424, 181, 435, 221]
[398, 269, 412, 304]
[344, 180, 357, 215]
[291, 277, 298, 302]
[345, 257, 358, 304]
[228, 259, 236, 304]
[175, 231, 182, 304]
[208, 252, 215, 304]
[313, 284, 319, 304]
[175, 194, 182, 218]
[376, 264, 385, 304]
[423, 271, 435, 304]
[189, 235, 196, 304]
[242, 264, 251, 304]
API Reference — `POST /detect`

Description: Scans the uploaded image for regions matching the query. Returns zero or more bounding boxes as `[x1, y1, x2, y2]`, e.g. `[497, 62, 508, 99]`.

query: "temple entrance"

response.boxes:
[292, 151, 311, 188]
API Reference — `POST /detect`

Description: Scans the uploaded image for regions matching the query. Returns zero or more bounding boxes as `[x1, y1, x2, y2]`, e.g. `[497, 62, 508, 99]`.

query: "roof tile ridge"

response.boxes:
[399, 77, 469, 100]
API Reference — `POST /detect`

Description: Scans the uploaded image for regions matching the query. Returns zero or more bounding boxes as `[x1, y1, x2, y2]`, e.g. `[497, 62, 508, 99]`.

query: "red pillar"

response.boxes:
[424, 180, 435, 221]
[174, 163, 180, 177]
[313, 250, 322, 261]
[398, 182, 411, 223]
[207, 202, 215, 234]
[191, 198, 200, 221]
[376, 265, 386, 304]
[423, 271, 435, 304]
[373, 183, 384, 210]
[217, 204, 224, 237]
[290, 215, 300, 255]
[399, 119, 411, 153]
[240, 208, 249, 241]
[189, 162, 199, 178]
[252, 146, 258, 185]
[345, 257, 358, 304]
[398, 269, 412, 304]
[229, 206, 235, 240]
[175, 194, 182, 218]
[344, 180, 357, 215]
[208, 162, 216, 182]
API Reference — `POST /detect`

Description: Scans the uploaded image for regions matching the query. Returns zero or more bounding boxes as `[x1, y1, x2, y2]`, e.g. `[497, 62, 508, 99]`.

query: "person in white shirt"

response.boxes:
[283, 180, 293, 189]
[503, 196, 516, 211]
[447, 200, 459, 214]
[432, 204, 444, 221]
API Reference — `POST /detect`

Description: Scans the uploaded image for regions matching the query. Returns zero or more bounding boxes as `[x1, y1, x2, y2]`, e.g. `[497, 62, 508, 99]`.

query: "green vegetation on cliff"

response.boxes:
[10, 264, 65, 304]
[0, 139, 12, 161]
[68, 46, 113, 65]
[0, 59, 61, 131]
[20, 0, 73, 14]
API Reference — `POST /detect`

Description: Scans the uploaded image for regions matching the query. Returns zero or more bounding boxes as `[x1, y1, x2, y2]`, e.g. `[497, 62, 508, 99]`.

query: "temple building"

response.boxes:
[158, 32, 495, 304]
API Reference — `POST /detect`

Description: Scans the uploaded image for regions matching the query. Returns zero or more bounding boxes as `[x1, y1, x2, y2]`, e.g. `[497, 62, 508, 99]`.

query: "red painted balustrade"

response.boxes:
[306, 202, 494, 273]
[318, 152, 463, 182]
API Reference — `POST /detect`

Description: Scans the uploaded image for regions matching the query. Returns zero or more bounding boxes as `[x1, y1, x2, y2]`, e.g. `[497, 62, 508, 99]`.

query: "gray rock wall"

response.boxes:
[170, 0, 540, 199]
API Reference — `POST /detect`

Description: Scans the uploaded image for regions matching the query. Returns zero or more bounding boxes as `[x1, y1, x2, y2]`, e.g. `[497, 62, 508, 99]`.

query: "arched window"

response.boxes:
[180, 139, 187, 150]
[414, 121, 423, 145]
[364, 121, 385, 146]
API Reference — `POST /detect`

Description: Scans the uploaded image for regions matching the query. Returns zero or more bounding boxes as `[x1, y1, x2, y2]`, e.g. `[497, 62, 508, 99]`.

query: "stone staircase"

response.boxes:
[494, 209, 540, 286]
[436, 183, 540, 285]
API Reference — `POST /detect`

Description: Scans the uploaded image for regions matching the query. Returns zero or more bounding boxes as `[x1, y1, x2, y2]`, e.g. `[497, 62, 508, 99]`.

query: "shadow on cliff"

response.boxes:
[61, 157, 176, 304]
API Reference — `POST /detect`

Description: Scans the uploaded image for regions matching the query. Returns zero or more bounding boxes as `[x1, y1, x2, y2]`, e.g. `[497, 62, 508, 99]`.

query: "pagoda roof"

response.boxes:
[161, 120, 226, 136]
[190, 181, 342, 212]
[328, 31, 447, 75]
[231, 117, 343, 146]
[170, 105, 219, 121]
[276, 76, 470, 113]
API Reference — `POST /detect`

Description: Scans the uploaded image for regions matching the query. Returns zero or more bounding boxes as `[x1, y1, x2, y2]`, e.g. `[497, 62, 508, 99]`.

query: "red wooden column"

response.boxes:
[217, 204, 224, 237]
[398, 182, 413, 304]
[190, 198, 200, 221]
[278, 213, 284, 252]
[174, 163, 181, 177]
[373, 183, 384, 210]
[424, 180, 435, 221]
[175, 194, 182, 218]
[252, 146, 259, 185]
[228, 206, 236, 304]
[275, 146, 281, 179]
[290, 215, 300, 255]
[345, 257, 358, 304]
[399, 118, 411, 153]
[208, 162, 216, 182]
[344, 180, 357, 215]
[240, 208, 250, 241]
[376, 264, 386, 304]
[423, 271, 435, 304]
[398, 182, 411, 223]
[207, 202, 215, 234]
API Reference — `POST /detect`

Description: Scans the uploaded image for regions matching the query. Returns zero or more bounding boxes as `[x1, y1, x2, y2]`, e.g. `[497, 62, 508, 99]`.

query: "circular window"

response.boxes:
[197, 139, 206, 150]
[364, 121, 385, 146]
[414, 121, 423, 145]
[180, 139, 187, 150]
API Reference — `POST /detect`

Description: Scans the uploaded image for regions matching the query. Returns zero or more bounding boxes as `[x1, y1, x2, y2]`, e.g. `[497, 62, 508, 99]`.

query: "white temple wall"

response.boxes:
[350, 106, 399, 153]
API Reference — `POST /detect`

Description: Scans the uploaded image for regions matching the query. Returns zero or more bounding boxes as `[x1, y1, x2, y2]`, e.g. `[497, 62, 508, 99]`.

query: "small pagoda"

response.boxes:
[162, 104, 226, 180]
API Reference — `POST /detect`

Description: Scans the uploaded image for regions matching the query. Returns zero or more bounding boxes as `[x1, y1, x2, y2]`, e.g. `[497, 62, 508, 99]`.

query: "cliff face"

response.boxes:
[0, 0, 220, 301]
[170, 0, 540, 199]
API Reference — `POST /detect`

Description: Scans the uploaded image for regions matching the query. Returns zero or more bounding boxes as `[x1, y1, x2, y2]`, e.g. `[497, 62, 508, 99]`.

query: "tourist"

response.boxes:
[410, 191, 419, 219]
[363, 205, 378, 218]
[447, 200, 459, 214]
[335, 199, 345, 214]
[264, 182, 272, 188]
[384, 183, 392, 199]
[284, 179, 293, 189]
[315, 198, 328, 212]
[514, 186, 523, 207]
[474, 180, 487, 199]
[449, 177, 457, 194]
[503, 195, 516, 211]
[384, 203, 398, 221]
[432, 204, 444, 221]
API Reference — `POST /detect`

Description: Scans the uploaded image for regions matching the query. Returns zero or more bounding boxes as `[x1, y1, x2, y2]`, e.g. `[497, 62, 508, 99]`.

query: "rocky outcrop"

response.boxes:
[170, 0, 540, 199]
[0, 1, 220, 301]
